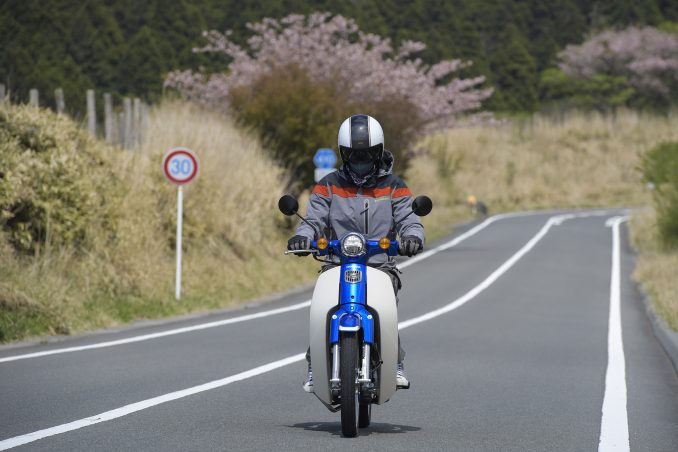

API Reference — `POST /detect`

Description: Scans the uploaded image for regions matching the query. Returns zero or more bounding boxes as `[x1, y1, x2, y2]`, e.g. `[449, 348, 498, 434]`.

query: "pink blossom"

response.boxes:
[559, 27, 678, 98]
[165, 12, 492, 129]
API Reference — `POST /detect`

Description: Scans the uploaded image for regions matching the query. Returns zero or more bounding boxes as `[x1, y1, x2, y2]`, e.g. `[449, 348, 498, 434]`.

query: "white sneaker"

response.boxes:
[396, 362, 410, 389]
[303, 365, 314, 393]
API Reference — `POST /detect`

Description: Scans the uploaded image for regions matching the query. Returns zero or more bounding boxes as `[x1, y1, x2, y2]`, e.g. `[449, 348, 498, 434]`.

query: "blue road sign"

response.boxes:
[313, 148, 337, 169]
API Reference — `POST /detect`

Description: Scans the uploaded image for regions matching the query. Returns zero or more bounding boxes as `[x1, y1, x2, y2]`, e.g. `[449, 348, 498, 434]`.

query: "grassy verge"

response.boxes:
[630, 210, 678, 331]
[0, 101, 317, 342]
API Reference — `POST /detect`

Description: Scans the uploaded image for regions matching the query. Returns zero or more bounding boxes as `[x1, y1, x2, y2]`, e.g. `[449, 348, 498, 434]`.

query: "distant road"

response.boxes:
[1, 209, 677, 451]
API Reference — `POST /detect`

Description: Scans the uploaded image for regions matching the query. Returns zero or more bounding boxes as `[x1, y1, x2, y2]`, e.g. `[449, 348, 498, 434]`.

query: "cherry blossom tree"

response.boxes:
[165, 13, 492, 130]
[558, 27, 678, 106]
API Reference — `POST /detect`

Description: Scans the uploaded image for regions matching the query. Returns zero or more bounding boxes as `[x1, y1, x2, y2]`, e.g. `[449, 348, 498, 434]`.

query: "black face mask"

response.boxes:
[340, 144, 383, 178]
[349, 161, 375, 177]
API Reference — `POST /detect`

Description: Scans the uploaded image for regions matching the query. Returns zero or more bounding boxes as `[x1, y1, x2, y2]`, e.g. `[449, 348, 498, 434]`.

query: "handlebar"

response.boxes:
[284, 238, 400, 259]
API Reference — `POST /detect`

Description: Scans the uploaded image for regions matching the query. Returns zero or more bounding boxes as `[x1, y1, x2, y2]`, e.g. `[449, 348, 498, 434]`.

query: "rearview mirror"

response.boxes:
[412, 196, 433, 217]
[278, 195, 299, 216]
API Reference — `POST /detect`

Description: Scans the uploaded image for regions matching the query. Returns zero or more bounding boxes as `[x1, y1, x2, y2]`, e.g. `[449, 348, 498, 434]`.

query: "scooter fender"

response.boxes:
[365, 267, 398, 405]
[309, 267, 341, 406]
[309, 266, 399, 406]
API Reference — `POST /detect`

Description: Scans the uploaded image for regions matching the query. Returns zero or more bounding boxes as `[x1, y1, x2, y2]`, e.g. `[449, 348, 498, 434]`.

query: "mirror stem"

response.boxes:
[296, 213, 321, 238]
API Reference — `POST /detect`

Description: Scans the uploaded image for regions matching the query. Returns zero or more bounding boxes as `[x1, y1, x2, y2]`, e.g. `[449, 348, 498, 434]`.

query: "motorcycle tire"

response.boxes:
[340, 332, 359, 437]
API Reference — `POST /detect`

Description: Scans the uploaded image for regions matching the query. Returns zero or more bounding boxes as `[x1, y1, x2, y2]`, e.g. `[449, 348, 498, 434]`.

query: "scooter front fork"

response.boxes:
[329, 343, 372, 386]
[359, 344, 371, 383]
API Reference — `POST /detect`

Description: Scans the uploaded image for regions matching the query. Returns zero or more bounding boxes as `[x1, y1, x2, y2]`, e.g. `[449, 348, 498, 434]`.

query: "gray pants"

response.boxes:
[306, 267, 405, 365]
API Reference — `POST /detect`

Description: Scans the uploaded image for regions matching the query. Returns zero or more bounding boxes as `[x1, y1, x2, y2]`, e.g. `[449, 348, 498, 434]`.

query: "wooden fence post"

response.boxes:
[87, 89, 96, 136]
[133, 98, 142, 148]
[104, 93, 113, 143]
[54, 88, 65, 114]
[123, 97, 132, 149]
[118, 111, 125, 147]
[29, 89, 39, 107]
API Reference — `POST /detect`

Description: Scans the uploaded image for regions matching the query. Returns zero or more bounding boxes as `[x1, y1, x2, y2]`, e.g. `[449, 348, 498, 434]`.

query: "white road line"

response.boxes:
[0, 211, 616, 450]
[0, 210, 544, 364]
[0, 354, 307, 451]
[599, 216, 630, 452]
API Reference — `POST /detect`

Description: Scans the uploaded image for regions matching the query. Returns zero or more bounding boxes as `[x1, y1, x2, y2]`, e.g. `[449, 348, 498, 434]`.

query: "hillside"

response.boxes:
[2, 0, 677, 113]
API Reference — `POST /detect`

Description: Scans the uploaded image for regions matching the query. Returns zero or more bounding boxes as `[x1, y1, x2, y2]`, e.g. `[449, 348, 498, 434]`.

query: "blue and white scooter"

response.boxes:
[278, 194, 432, 437]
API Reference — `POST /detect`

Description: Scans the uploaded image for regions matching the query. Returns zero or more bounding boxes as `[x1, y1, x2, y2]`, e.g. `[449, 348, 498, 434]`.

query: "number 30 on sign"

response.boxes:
[163, 147, 199, 185]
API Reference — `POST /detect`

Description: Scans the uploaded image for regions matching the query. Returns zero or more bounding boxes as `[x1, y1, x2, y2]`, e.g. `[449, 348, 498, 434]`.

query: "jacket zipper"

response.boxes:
[363, 198, 369, 235]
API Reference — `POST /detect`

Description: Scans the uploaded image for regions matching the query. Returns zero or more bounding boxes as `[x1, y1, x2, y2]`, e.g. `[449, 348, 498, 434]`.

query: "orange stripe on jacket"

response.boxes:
[393, 187, 413, 198]
[313, 184, 412, 199]
[312, 184, 330, 196]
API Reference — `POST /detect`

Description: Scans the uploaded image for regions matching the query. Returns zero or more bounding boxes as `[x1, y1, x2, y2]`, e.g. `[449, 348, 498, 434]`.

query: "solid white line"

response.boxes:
[598, 216, 630, 452]
[0, 301, 312, 364]
[0, 210, 543, 364]
[0, 211, 615, 449]
[0, 353, 306, 451]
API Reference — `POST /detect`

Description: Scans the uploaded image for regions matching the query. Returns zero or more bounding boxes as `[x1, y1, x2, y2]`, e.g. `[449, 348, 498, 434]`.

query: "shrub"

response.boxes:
[641, 141, 678, 247]
[0, 105, 120, 254]
[166, 12, 492, 185]
[228, 64, 422, 183]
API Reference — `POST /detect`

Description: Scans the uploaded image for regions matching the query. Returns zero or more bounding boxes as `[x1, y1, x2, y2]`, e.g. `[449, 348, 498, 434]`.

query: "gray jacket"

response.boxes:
[296, 151, 425, 269]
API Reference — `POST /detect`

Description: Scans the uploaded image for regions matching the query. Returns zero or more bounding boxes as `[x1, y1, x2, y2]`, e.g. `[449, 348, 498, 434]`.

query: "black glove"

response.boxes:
[399, 236, 423, 257]
[287, 235, 311, 256]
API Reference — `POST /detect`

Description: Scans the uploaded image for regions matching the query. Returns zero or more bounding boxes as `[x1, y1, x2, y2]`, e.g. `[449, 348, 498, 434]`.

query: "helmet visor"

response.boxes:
[340, 144, 383, 165]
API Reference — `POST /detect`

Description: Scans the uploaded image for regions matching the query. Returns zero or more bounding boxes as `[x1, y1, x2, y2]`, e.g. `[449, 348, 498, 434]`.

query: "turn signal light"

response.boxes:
[379, 237, 391, 250]
[317, 238, 329, 250]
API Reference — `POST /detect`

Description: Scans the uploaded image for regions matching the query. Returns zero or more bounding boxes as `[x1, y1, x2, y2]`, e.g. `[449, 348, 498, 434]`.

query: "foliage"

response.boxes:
[3, 1, 678, 115]
[641, 141, 678, 247]
[0, 105, 120, 254]
[557, 26, 678, 110]
[540, 68, 635, 111]
[166, 13, 491, 183]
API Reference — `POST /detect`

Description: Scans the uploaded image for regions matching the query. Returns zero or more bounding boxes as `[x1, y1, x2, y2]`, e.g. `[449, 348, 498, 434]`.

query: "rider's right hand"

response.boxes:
[287, 235, 311, 256]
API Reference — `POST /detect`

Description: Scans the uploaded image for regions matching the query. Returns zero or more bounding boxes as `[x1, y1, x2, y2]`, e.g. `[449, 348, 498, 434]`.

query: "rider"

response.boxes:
[287, 114, 425, 393]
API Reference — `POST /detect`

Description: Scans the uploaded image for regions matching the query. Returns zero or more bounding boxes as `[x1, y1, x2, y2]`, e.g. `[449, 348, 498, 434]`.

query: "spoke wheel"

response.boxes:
[340, 333, 359, 437]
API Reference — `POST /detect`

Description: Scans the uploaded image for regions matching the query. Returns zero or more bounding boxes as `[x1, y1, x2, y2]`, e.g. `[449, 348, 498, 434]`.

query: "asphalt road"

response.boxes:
[1, 209, 677, 451]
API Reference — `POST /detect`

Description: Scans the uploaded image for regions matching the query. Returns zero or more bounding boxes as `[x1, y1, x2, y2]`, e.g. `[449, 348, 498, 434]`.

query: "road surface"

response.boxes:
[1, 209, 677, 451]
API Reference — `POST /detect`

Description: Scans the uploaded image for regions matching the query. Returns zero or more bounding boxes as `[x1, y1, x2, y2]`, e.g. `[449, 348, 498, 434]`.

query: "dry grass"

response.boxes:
[630, 210, 678, 331]
[409, 111, 678, 225]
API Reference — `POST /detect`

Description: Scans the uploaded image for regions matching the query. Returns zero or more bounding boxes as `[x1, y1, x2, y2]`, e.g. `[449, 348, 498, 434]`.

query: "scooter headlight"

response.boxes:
[341, 233, 366, 257]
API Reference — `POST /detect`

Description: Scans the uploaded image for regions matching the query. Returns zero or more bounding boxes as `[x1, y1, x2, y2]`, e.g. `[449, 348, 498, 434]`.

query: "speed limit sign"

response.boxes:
[162, 147, 199, 185]
[162, 147, 199, 301]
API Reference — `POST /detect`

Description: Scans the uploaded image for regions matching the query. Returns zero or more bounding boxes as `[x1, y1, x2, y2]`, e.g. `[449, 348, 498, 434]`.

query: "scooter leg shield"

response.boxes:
[366, 267, 399, 404]
[309, 267, 342, 406]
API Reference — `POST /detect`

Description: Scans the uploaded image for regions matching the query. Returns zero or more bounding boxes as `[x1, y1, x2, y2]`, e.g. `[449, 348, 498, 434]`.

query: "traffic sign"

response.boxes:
[163, 148, 199, 185]
[313, 148, 337, 169]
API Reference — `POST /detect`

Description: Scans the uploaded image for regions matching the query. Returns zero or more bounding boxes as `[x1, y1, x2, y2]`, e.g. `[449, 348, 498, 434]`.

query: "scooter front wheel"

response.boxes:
[340, 332, 359, 437]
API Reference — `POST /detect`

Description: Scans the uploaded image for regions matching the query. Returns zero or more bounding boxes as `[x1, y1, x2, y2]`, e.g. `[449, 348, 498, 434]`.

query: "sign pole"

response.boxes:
[162, 147, 198, 301]
[175, 185, 183, 300]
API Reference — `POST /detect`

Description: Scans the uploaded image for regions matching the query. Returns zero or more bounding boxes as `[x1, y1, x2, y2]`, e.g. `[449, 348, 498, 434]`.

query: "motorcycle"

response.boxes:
[278, 194, 433, 437]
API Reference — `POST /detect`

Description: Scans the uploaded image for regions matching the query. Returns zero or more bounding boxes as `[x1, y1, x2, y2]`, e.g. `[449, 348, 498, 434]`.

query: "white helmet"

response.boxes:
[337, 115, 384, 179]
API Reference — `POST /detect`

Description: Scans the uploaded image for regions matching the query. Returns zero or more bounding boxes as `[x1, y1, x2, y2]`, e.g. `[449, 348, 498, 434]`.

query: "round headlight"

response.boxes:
[341, 233, 366, 256]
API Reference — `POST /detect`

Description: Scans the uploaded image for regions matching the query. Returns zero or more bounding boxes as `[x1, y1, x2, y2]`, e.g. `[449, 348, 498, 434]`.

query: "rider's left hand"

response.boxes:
[398, 236, 422, 257]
